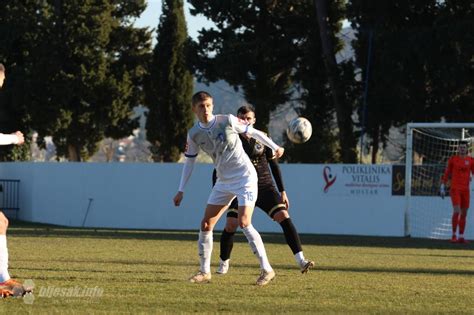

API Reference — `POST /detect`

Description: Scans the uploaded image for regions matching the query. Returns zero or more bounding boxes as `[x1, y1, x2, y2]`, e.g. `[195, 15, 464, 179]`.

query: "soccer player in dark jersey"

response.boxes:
[214, 105, 314, 274]
[441, 142, 474, 243]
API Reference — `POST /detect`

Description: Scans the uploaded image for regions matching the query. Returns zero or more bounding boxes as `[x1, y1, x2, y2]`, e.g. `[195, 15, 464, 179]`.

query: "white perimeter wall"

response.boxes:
[0, 163, 405, 236]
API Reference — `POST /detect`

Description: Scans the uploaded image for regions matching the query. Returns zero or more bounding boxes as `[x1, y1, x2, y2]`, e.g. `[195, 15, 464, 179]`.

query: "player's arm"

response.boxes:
[173, 135, 198, 206]
[266, 148, 289, 209]
[442, 157, 453, 184]
[440, 157, 453, 198]
[230, 115, 284, 158]
[0, 131, 24, 145]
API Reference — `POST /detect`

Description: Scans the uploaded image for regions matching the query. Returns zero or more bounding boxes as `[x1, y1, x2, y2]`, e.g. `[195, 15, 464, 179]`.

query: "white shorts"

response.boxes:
[208, 179, 258, 207]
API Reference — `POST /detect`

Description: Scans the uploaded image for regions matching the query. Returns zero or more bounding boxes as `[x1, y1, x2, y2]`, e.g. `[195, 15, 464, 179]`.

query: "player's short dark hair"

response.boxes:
[237, 104, 255, 116]
[0, 63, 5, 73]
[192, 91, 212, 105]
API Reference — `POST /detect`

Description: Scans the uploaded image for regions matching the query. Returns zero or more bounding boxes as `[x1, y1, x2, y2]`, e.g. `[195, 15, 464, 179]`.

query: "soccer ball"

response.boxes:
[286, 117, 312, 144]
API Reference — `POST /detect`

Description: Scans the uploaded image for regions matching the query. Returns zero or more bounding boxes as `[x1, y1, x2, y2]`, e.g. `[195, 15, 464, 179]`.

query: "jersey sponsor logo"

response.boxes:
[254, 142, 264, 156]
[323, 166, 337, 193]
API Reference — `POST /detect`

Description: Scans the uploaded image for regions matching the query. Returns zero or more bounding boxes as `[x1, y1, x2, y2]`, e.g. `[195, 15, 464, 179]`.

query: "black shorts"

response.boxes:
[226, 187, 286, 219]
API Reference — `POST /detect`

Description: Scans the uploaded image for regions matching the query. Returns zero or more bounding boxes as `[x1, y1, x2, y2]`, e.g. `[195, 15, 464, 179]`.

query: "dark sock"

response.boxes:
[220, 229, 235, 261]
[279, 218, 303, 254]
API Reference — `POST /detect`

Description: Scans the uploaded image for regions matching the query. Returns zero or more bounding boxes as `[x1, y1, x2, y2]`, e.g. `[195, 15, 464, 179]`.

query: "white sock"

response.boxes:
[0, 235, 10, 283]
[198, 230, 213, 274]
[294, 251, 305, 265]
[242, 225, 272, 272]
[459, 234, 464, 238]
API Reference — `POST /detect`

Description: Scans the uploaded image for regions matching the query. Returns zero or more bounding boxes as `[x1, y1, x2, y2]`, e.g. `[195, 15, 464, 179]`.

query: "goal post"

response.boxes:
[405, 122, 474, 239]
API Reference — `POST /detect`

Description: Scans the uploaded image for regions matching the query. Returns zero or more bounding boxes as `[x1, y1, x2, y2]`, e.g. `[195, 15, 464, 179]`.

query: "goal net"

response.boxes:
[405, 123, 474, 239]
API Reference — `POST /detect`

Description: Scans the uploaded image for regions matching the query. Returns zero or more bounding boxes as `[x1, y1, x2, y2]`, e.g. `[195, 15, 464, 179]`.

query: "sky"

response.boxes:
[134, 0, 215, 40]
[135, 1, 350, 41]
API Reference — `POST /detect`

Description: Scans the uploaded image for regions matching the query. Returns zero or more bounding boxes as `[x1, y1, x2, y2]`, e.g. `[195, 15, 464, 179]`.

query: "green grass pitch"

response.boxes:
[1, 221, 474, 314]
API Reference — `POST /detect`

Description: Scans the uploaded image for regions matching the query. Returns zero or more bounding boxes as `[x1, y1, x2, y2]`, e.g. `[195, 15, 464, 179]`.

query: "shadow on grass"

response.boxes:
[319, 265, 474, 276]
[218, 262, 474, 276]
[14, 274, 173, 283]
[14, 259, 474, 278]
[7, 220, 474, 251]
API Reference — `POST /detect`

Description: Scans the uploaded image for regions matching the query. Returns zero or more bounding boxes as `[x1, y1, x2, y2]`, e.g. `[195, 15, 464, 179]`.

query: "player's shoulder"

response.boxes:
[227, 114, 251, 127]
[188, 122, 200, 134]
[215, 114, 232, 124]
[449, 155, 459, 162]
[452, 155, 468, 162]
[225, 114, 237, 121]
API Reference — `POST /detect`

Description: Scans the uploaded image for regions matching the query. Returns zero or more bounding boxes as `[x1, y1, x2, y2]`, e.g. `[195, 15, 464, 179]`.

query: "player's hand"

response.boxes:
[281, 191, 290, 210]
[440, 184, 445, 199]
[13, 131, 24, 145]
[275, 147, 285, 159]
[173, 191, 184, 206]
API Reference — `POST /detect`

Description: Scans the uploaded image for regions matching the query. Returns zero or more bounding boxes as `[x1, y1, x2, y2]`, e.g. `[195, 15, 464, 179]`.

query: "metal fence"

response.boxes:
[0, 179, 20, 219]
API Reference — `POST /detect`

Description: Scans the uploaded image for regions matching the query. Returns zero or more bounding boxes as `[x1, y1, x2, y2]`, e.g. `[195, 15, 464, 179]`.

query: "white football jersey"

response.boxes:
[185, 114, 256, 183]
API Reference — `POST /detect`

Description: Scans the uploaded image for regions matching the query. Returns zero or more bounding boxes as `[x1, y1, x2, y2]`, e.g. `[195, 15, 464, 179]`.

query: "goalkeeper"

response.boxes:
[441, 142, 474, 243]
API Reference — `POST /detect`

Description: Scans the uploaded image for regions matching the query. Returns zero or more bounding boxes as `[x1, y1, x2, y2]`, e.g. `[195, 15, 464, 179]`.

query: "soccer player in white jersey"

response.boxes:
[214, 105, 314, 275]
[173, 91, 284, 286]
[0, 63, 31, 297]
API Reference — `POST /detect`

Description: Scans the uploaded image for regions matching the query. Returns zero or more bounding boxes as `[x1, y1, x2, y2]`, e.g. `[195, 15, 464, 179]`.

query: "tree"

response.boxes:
[285, 0, 352, 163]
[144, 0, 194, 162]
[347, 1, 473, 162]
[0, 1, 44, 160]
[348, 1, 437, 162]
[189, 0, 305, 131]
[314, 0, 357, 163]
[0, 0, 151, 161]
[105, 0, 153, 140]
[424, 1, 474, 122]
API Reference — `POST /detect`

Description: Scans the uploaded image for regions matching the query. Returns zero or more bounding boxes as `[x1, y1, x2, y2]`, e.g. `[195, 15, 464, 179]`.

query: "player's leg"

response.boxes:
[0, 212, 10, 284]
[190, 188, 231, 283]
[457, 191, 469, 243]
[259, 189, 314, 273]
[450, 189, 461, 242]
[238, 203, 275, 286]
[217, 203, 238, 275]
[235, 185, 275, 285]
[0, 212, 31, 297]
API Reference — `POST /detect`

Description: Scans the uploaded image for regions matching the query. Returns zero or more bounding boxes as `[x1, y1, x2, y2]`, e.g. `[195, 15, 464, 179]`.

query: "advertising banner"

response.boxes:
[320, 164, 392, 196]
[391, 164, 452, 196]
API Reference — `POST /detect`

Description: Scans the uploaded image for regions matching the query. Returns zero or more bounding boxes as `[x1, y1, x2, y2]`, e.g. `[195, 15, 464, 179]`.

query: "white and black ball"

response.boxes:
[286, 117, 312, 144]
